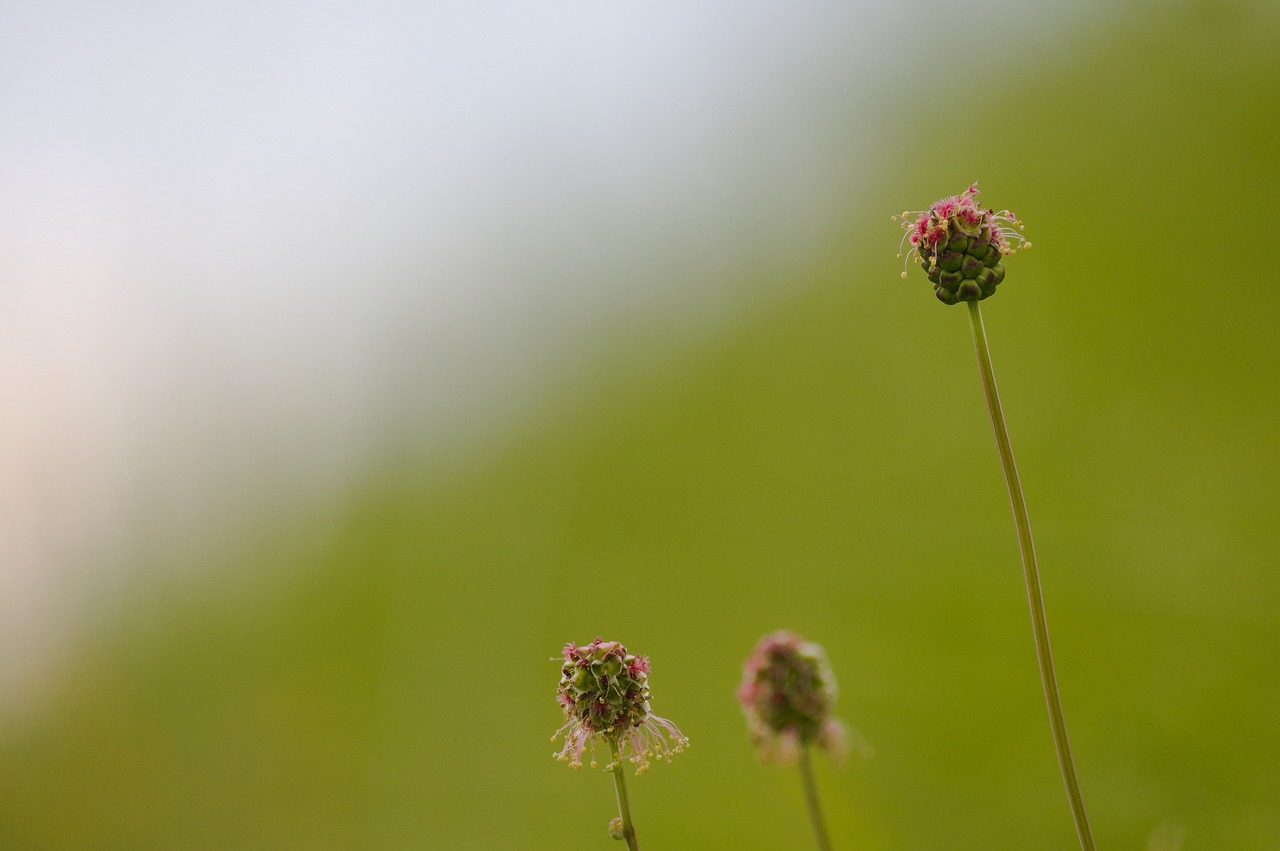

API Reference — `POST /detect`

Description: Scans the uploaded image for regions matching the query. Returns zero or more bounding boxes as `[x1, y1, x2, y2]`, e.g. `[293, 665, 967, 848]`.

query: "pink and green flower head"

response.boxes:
[738, 631, 847, 764]
[552, 637, 688, 774]
[893, 182, 1030, 305]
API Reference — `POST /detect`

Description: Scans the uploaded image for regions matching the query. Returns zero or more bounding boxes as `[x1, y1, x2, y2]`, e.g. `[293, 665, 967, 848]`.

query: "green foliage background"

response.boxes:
[3, 3, 1279, 848]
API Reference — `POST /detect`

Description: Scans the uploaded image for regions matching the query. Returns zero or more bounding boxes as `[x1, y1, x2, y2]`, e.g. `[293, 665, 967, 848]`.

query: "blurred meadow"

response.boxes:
[3, 0, 1280, 848]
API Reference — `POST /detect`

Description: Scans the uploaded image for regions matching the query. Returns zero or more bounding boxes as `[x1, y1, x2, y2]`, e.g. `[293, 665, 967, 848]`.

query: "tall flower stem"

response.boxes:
[798, 745, 833, 851]
[608, 738, 641, 851]
[966, 300, 1096, 851]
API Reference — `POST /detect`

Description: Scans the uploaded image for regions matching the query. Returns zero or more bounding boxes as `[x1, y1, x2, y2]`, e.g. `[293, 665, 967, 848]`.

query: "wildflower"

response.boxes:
[893, 184, 1096, 849]
[551, 637, 688, 774]
[893, 182, 1030, 304]
[738, 631, 847, 764]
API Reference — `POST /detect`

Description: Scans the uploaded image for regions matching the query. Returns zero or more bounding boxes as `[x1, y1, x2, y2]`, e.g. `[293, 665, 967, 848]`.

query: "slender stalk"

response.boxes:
[966, 300, 1097, 851]
[798, 745, 833, 851]
[608, 739, 641, 851]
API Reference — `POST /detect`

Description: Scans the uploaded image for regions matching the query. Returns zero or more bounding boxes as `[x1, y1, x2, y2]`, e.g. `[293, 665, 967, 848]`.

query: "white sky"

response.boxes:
[0, 1, 1102, 712]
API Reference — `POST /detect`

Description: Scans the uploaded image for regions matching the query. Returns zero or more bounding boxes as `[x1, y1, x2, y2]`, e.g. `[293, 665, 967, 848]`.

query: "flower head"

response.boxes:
[738, 630, 847, 764]
[552, 637, 688, 773]
[893, 182, 1030, 304]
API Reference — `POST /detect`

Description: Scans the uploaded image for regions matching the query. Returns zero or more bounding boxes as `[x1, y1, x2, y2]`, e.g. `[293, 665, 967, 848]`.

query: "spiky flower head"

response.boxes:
[893, 182, 1030, 305]
[738, 630, 846, 764]
[552, 637, 688, 773]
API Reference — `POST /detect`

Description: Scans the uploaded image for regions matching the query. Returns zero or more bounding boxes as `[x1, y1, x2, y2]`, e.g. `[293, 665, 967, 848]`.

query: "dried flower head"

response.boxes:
[552, 637, 689, 773]
[893, 182, 1030, 304]
[738, 631, 847, 764]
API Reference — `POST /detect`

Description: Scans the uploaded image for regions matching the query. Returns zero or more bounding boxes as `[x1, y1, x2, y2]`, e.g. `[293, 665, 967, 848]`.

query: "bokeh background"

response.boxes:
[2, 0, 1279, 848]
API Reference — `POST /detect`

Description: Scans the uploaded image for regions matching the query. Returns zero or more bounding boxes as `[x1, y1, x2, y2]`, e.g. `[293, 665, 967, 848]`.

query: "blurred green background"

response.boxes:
[3, 1, 1280, 848]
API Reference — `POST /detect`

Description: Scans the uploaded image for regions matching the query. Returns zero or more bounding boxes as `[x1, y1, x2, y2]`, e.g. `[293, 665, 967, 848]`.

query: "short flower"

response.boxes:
[893, 182, 1030, 304]
[552, 637, 688, 773]
[738, 631, 846, 764]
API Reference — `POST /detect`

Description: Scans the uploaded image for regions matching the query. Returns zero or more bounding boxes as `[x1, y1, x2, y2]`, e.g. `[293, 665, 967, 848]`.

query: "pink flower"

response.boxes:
[739, 631, 847, 764]
[551, 637, 688, 774]
[893, 182, 1030, 304]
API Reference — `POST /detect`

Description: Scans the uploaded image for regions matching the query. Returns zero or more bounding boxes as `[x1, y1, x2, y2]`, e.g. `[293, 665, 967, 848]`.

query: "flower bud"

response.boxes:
[893, 182, 1029, 304]
[738, 631, 847, 763]
[552, 637, 689, 773]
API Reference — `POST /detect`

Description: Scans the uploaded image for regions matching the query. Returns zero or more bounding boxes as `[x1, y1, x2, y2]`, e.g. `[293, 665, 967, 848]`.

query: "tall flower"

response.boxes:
[892, 186, 1097, 851]
[738, 631, 846, 764]
[893, 182, 1029, 304]
[552, 637, 688, 774]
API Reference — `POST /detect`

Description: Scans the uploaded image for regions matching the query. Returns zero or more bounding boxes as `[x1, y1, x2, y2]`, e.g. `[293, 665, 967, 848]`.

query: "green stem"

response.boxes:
[966, 300, 1097, 851]
[799, 745, 833, 851]
[609, 739, 641, 851]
